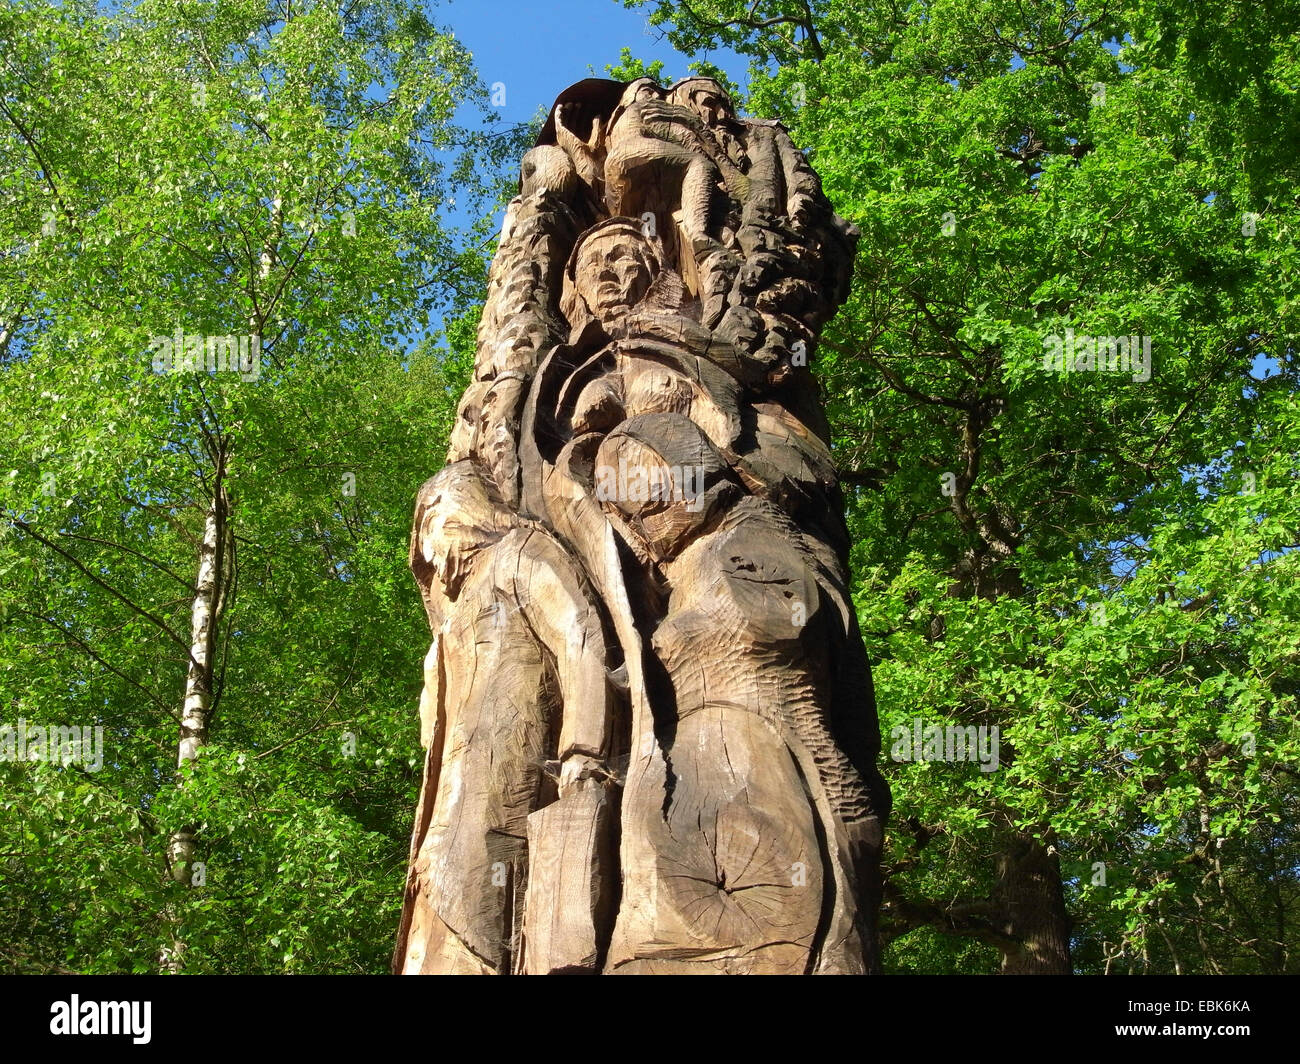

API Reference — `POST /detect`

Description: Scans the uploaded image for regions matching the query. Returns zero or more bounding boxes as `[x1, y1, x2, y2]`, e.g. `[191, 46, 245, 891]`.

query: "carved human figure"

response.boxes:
[558, 220, 846, 537]
[585, 416, 881, 973]
[528, 219, 883, 972]
[394, 462, 615, 975]
[401, 76, 887, 977]
[667, 77, 746, 177]
[598, 79, 738, 250]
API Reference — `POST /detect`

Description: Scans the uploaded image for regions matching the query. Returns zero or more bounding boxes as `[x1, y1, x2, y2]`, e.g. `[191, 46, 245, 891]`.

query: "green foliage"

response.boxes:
[602, 44, 743, 105]
[604, 45, 671, 83]
[0, 0, 499, 973]
[4, 0, 1296, 976]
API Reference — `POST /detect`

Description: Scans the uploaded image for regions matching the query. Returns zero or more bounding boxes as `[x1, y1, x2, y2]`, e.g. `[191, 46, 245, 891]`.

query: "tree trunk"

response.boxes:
[993, 832, 1072, 974]
[945, 415, 1073, 975]
[161, 449, 230, 972]
[395, 77, 890, 975]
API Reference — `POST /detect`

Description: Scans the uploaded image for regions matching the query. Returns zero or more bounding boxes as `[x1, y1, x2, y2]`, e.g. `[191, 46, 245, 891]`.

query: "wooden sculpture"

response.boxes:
[394, 78, 890, 975]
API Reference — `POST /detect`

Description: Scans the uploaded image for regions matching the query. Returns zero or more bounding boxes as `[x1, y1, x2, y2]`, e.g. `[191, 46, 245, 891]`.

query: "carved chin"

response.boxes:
[592, 303, 628, 325]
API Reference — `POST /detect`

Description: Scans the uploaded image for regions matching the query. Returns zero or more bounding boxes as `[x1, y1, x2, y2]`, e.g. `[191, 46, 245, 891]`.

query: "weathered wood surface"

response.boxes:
[394, 77, 890, 975]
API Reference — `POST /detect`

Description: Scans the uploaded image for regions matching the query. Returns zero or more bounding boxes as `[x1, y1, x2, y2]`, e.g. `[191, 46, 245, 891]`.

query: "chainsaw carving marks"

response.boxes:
[395, 78, 888, 976]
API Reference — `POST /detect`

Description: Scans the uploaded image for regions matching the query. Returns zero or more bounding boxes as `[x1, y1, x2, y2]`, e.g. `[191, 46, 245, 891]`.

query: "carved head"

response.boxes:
[411, 461, 511, 602]
[447, 379, 493, 460]
[669, 78, 733, 126]
[620, 77, 664, 108]
[520, 144, 577, 200]
[564, 218, 661, 327]
[606, 78, 666, 137]
[477, 372, 527, 496]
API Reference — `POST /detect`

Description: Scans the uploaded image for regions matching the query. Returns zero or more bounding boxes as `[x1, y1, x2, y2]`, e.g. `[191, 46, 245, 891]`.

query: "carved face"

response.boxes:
[447, 379, 492, 460]
[671, 79, 732, 126]
[690, 90, 727, 125]
[619, 78, 663, 109]
[574, 235, 656, 322]
[415, 464, 505, 597]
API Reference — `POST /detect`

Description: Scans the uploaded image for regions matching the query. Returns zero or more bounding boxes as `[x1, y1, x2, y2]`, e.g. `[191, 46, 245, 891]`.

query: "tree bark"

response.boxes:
[161, 446, 231, 972]
[396, 77, 889, 975]
[992, 832, 1072, 974]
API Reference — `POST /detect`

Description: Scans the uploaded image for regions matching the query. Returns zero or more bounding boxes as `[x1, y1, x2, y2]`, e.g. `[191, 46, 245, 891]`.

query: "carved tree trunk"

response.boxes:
[395, 77, 890, 975]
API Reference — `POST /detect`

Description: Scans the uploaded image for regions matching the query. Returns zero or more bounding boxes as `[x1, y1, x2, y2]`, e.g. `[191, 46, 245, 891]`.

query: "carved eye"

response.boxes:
[522, 162, 535, 177]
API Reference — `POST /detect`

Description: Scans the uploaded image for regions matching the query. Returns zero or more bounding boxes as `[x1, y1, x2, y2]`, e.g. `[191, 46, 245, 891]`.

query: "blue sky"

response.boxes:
[438, 0, 748, 125]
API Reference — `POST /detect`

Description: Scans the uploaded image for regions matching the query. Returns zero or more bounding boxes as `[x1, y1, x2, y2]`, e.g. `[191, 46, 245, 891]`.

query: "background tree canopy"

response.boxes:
[1, 0, 1296, 973]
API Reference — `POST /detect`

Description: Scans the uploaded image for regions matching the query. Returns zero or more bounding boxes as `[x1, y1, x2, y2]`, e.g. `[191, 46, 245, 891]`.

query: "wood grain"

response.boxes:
[395, 77, 889, 976]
